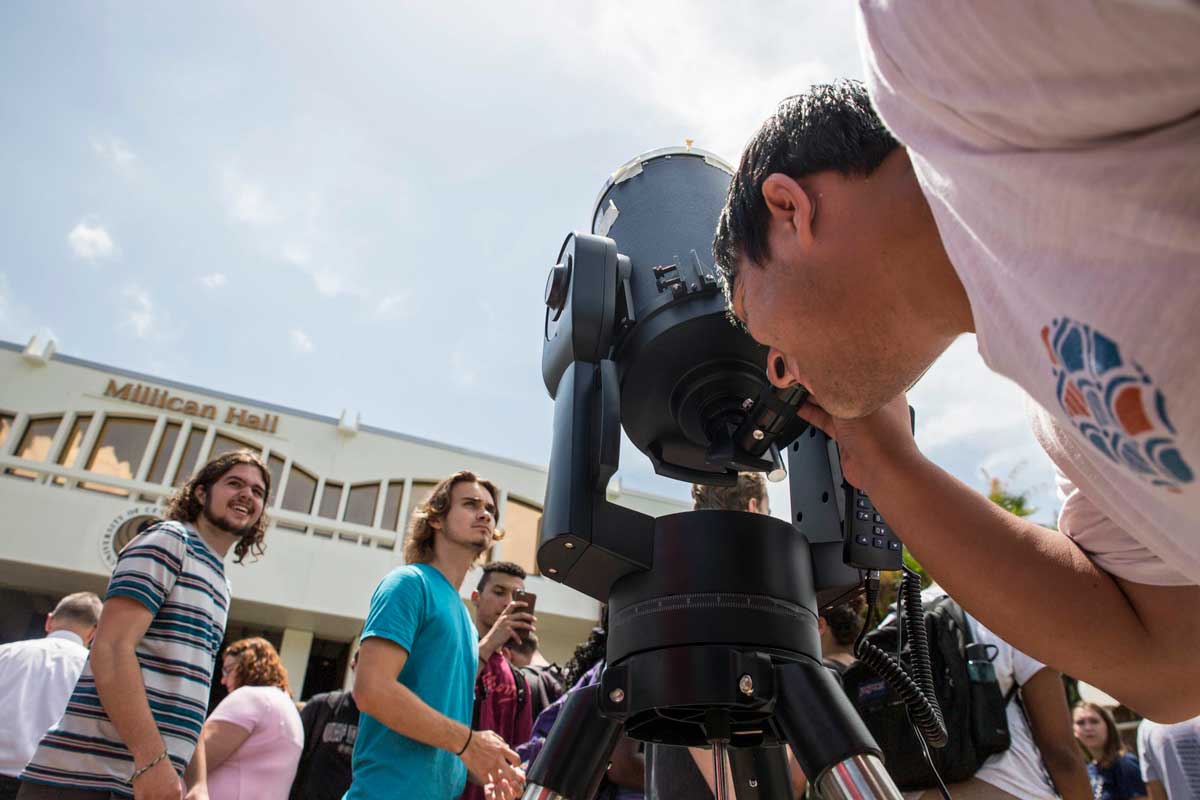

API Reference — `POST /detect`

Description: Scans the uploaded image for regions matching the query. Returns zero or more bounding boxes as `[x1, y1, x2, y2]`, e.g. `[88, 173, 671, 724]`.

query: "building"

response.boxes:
[0, 336, 686, 703]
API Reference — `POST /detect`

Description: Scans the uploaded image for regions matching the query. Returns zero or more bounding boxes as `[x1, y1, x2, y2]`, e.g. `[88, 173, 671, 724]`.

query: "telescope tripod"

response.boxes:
[523, 511, 903, 800]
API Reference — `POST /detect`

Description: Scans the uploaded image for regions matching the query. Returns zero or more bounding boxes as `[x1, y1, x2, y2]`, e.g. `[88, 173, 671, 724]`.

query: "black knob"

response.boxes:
[545, 262, 570, 312]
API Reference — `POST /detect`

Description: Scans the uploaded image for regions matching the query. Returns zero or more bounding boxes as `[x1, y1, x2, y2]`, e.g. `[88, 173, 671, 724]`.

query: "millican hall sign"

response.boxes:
[103, 379, 281, 435]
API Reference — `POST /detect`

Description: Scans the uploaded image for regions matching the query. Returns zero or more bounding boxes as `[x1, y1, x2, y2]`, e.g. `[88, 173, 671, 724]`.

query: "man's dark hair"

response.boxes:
[477, 560, 526, 592]
[691, 472, 768, 512]
[820, 603, 860, 647]
[713, 79, 899, 294]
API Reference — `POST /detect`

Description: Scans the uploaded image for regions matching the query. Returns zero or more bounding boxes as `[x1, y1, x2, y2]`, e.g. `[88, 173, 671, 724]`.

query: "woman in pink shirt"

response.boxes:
[186, 637, 304, 800]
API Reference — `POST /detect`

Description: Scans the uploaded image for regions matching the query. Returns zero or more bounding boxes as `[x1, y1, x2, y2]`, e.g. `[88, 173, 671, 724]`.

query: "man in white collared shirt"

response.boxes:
[0, 592, 102, 800]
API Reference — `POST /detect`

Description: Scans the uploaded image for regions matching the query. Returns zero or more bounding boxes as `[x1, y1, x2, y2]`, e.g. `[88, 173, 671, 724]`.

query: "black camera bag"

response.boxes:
[839, 595, 1015, 789]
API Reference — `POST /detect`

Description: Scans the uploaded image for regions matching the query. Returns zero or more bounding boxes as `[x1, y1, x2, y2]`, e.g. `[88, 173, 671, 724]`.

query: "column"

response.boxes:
[279, 627, 314, 699]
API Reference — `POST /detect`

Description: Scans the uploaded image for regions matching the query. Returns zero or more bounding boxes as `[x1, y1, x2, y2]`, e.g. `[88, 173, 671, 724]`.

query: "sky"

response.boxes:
[0, 1, 1059, 525]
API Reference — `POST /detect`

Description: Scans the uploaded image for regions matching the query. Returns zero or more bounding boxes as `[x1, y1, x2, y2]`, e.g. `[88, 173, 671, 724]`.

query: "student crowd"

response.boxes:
[1, 457, 1197, 800]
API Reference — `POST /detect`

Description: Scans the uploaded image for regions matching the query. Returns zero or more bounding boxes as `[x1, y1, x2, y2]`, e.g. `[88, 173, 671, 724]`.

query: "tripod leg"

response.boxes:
[773, 660, 902, 800]
[524, 683, 623, 800]
[727, 743, 792, 800]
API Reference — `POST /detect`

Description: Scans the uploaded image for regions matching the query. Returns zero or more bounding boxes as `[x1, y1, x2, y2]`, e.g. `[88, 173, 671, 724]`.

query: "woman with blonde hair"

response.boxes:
[185, 637, 303, 800]
[1073, 701, 1147, 800]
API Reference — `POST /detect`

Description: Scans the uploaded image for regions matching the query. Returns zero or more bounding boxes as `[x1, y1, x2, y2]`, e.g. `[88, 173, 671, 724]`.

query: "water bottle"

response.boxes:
[965, 642, 1011, 754]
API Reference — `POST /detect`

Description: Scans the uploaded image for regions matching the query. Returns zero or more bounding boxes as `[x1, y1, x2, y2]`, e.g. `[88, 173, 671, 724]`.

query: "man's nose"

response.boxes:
[766, 348, 799, 389]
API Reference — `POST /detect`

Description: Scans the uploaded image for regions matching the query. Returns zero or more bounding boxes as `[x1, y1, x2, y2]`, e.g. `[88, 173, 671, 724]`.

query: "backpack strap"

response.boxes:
[939, 596, 975, 649]
[512, 661, 528, 713]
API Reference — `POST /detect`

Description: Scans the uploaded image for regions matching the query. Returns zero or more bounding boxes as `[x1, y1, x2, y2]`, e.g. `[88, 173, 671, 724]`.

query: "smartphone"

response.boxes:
[512, 590, 537, 617]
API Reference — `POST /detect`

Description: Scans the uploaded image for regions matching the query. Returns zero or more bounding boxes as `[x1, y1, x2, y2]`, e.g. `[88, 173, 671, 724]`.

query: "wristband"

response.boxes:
[456, 729, 473, 756]
[131, 749, 169, 782]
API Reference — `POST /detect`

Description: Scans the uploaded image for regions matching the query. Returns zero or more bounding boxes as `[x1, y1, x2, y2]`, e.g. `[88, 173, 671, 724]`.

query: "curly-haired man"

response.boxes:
[347, 470, 524, 800]
[19, 450, 271, 800]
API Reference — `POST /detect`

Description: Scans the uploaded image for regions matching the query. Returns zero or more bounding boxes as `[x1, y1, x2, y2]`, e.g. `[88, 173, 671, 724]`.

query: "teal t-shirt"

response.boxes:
[346, 563, 478, 800]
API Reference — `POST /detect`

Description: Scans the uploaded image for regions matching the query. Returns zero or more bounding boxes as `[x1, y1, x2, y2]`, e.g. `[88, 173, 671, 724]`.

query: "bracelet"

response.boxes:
[456, 729, 473, 756]
[130, 749, 169, 782]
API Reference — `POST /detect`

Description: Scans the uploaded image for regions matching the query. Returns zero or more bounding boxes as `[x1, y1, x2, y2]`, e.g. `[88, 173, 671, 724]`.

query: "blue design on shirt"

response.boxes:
[1041, 317, 1193, 491]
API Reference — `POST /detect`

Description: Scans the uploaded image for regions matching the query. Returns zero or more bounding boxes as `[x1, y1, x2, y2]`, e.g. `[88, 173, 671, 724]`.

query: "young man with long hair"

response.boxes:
[347, 470, 524, 800]
[19, 450, 271, 800]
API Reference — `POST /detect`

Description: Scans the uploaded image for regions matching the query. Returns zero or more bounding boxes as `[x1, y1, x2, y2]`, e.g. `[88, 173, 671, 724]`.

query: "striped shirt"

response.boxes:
[21, 521, 230, 796]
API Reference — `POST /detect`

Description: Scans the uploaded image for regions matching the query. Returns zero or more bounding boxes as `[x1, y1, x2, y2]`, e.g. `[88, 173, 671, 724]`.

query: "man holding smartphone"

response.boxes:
[460, 562, 537, 800]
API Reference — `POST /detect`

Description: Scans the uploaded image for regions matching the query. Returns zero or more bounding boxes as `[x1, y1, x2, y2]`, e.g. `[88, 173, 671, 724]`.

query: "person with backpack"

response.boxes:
[847, 584, 1091, 799]
[289, 650, 359, 800]
[503, 633, 565, 723]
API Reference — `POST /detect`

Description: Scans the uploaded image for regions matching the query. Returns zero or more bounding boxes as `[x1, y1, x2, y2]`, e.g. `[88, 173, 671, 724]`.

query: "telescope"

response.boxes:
[527, 147, 924, 800]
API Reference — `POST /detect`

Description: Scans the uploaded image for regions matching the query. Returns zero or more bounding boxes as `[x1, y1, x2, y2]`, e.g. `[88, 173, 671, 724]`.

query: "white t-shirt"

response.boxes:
[0, 630, 89, 777]
[891, 587, 1058, 800]
[857, 1, 1200, 586]
[1137, 716, 1200, 798]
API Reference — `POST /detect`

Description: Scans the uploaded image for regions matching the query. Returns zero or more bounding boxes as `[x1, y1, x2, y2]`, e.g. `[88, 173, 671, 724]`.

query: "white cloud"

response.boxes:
[280, 243, 311, 265]
[573, 3, 839, 158]
[909, 337, 1030, 451]
[121, 285, 156, 338]
[450, 347, 477, 387]
[68, 220, 115, 261]
[200, 272, 228, 289]
[376, 291, 412, 318]
[221, 165, 280, 226]
[289, 328, 314, 354]
[91, 136, 137, 169]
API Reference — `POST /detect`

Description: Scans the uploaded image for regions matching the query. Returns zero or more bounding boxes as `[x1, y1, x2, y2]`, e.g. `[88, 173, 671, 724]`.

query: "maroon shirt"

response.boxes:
[458, 651, 533, 800]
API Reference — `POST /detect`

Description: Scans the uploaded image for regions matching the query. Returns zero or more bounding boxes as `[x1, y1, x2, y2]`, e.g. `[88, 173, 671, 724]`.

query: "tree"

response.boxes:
[983, 470, 1036, 519]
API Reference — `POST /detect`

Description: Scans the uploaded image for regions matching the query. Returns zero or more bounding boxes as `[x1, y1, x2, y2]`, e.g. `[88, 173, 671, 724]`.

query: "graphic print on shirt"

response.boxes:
[1042, 317, 1194, 492]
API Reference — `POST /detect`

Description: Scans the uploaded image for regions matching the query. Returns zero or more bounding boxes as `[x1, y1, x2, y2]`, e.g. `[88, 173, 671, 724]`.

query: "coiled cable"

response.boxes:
[854, 568, 948, 749]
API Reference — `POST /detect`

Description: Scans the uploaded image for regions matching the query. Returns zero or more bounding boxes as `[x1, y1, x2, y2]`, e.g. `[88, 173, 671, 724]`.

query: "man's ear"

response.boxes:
[761, 173, 816, 250]
[44, 613, 54, 635]
[195, 485, 207, 506]
[747, 497, 760, 514]
[470, 590, 480, 604]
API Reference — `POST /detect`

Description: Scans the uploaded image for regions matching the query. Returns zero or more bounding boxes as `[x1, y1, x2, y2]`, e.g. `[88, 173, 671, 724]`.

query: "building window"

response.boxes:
[266, 454, 285, 502]
[343, 483, 380, 527]
[144, 421, 182, 485]
[278, 463, 317, 532]
[0, 412, 15, 451]
[381, 481, 406, 530]
[501, 498, 543, 576]
[52, 414, 93, 485]
[83, 416, 155, 495]
[210, 433, 259, 461]
[314, 480, 343, 539]
[173, 426, 207, 486]
[7, 416, 64, 479]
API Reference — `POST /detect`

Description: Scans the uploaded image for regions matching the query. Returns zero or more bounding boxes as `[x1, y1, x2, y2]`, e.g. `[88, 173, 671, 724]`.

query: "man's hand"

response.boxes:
[484, 765, 526, 800]
[462, 729, 523, 791]
[183, 783, 209, 800]
[797, 392, 923, 493]
[132, 758, 183, 800]
[479, 602, 535, 661]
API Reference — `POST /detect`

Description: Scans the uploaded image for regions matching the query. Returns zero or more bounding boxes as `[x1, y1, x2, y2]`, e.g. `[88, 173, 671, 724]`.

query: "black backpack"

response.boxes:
[519, 663, 567, 721]
[840, 595, 1017, 790]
